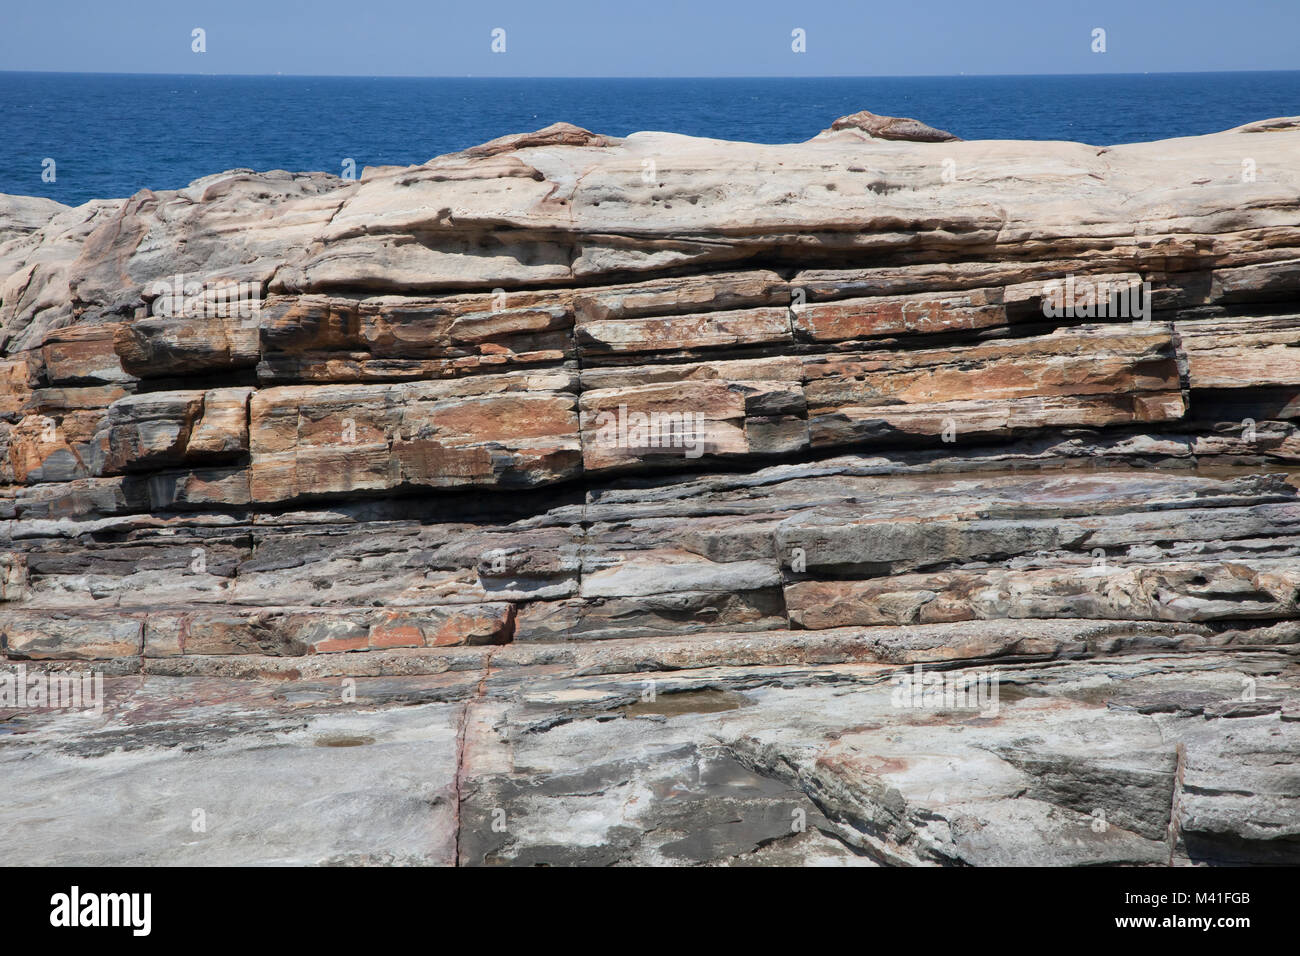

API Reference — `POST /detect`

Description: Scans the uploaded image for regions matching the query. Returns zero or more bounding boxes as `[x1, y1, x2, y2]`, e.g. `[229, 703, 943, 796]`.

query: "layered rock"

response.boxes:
[2, 114, 1300, 865]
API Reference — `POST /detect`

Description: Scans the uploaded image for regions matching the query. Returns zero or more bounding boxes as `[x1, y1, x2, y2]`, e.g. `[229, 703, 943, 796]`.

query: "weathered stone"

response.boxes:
[187, 387, 253, 458]
[96, 390, 205, 474]
[2, 609, 143, 660]
[40, 323, 136, 385]
[247, 371, 581, 501]
[3, 113, 1300, 866]
[824, 109, 961, 142]
[115, 314, 259, 377]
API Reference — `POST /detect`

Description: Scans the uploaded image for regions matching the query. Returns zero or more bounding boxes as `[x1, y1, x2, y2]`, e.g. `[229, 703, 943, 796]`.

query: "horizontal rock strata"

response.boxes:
[3, 115, 1300, 865]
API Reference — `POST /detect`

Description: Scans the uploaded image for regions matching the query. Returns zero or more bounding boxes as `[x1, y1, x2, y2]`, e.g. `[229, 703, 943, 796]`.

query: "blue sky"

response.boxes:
[2, 0, 1298, 76]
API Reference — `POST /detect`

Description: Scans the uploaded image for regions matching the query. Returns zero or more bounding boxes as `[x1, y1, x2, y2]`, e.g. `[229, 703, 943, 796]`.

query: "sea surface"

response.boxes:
[2, 71, 1298, 206]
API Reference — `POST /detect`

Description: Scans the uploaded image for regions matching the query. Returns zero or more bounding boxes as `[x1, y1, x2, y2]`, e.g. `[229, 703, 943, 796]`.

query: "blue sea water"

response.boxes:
[2, 71, 1298, 207]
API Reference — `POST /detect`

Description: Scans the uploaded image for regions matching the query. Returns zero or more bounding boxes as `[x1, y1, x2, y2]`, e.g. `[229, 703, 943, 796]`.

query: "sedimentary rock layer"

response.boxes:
[2, 114, 1299, 864]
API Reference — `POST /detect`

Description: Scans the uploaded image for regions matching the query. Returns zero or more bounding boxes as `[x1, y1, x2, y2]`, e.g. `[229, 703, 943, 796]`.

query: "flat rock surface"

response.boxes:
[4, 643, 1297, 865]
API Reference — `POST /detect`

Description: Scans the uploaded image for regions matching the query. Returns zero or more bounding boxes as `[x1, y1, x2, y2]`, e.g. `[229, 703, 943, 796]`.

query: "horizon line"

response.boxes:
[3, 68, 1299, 80]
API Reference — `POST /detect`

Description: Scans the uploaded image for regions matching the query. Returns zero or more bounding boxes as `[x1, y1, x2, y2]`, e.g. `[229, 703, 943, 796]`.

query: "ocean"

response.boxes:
[2, 71, 1298, 207]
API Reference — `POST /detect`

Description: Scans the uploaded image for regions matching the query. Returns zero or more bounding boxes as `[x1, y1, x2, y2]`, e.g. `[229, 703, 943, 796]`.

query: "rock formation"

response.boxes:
[2, 114, 1300, 865]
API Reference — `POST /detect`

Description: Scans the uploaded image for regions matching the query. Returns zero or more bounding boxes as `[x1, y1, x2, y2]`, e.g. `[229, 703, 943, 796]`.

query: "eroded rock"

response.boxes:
[3, 113, 1300, 865]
